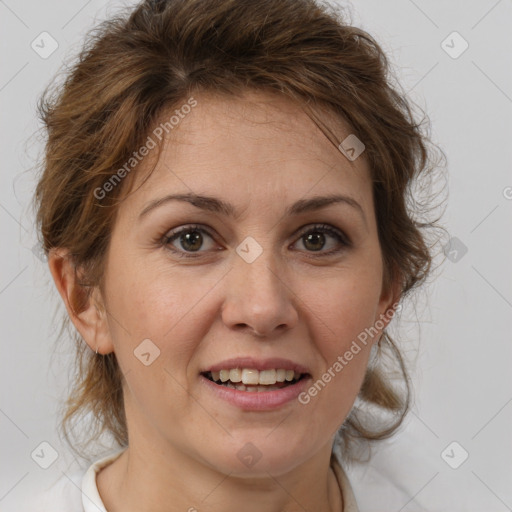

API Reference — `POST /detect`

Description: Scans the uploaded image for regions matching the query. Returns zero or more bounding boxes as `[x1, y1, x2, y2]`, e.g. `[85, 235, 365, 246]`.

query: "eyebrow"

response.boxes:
[139, 192, 367, 227]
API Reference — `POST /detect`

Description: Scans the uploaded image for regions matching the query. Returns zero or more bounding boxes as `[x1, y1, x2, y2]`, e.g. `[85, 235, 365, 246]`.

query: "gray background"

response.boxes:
[1, 0, 511, 510]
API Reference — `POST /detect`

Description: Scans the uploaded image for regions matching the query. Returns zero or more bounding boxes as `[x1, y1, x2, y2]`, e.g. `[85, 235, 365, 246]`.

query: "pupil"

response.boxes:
[181, 231, 202, 251]
[304, 232, 325, 251]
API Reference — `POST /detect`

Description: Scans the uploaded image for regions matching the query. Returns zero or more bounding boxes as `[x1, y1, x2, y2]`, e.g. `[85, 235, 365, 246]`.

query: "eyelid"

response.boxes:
[162, 223, 215, 244]
[294, 223, 351, 246]
[161, 222, 350, 258]
[161, 224, 222, 257]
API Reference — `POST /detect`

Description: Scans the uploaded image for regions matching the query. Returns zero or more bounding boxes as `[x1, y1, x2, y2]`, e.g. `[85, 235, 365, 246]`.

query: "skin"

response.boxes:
[49, 90, 400, 512]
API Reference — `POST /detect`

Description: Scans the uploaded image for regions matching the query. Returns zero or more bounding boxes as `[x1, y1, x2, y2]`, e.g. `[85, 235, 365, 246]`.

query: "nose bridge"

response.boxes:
[235, 239, 286, 307]
[221, 237, 297, 336]
[241, 249, 281, 297]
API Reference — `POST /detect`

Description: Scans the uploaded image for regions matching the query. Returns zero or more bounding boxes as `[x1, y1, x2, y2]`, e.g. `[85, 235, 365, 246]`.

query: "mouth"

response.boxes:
[200, 368, 309, 392]
[199, 358, 312, 410]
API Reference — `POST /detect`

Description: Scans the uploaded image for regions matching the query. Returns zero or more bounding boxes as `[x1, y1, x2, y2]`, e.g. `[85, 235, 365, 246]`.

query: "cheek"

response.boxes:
[295, 260, 383, 412]
[103, 253, 230, 382]
[103, 259, 197, 361]
[102, 266, 208, 422]
[302, 265, 383, 351]
[296, 280, 379, 431]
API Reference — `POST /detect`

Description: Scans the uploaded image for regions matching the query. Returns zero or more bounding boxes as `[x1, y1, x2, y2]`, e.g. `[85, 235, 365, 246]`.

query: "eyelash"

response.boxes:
[161, 223, 350, 259]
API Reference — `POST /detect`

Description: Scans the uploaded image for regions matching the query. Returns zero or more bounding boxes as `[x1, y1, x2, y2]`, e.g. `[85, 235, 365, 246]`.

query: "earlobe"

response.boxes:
[48, 248, 114, 355]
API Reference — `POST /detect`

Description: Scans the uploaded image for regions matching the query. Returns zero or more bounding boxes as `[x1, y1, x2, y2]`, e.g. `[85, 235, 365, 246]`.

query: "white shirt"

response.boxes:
[22, 449, 359, 511]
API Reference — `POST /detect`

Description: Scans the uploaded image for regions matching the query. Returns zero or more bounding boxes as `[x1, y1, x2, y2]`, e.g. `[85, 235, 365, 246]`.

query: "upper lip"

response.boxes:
[201, 357, 311, 375]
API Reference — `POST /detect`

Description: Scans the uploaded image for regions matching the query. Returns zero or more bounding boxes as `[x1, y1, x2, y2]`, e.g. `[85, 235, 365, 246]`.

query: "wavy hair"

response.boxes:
[34, 0, 446, 463]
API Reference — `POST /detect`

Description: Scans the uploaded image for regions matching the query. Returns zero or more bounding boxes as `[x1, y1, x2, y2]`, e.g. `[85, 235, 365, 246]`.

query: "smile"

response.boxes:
[200, 367, 311, 410]
[203, 368, 306, 392]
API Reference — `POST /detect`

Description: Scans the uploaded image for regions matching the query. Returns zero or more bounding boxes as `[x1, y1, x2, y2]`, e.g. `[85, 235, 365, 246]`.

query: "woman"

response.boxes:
[32, 0, 442, 510]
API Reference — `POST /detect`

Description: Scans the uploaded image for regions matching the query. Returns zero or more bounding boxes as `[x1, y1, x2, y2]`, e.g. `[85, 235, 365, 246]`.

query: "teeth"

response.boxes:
[207, 368, 303, 386]
[229, 369, 242, 383]
[218, 382, 286, 392]
[258, 369, 276, 385]
[241, 369, 259, 385]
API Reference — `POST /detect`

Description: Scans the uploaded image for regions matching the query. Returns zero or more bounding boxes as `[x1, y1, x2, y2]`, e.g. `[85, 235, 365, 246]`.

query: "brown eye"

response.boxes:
[177, 230, 203, 251]
[163, 225, 218, 257]
[293, 224, 349, 256]
[302, 232, 327, 251]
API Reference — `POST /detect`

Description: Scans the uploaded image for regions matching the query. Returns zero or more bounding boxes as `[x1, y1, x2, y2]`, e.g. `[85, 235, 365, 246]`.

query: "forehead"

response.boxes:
[122, 90, 372, 217]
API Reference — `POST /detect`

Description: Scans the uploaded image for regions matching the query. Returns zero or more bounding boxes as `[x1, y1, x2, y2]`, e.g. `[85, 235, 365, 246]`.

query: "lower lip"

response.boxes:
[199, 374, 311, 411]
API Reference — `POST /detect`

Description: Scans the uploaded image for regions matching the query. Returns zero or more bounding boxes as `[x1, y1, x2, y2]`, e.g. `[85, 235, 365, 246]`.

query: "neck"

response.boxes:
[97, 437, 342, 512]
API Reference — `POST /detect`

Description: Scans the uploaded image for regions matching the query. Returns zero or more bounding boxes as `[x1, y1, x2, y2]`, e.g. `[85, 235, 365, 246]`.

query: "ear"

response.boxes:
[48, 248, 114, 355]
[374, 268, 402, 339]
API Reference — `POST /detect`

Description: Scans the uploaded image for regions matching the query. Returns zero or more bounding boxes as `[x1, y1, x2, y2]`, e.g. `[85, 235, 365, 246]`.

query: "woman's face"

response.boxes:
[98, 90, 398, 476]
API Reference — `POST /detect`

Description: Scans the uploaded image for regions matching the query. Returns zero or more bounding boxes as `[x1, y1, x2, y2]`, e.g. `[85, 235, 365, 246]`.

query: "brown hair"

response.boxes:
[34, 0, 445, 464]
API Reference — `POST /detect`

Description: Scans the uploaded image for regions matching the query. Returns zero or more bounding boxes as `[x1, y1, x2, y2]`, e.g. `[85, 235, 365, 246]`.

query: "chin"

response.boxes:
[198, 434, 313, 477]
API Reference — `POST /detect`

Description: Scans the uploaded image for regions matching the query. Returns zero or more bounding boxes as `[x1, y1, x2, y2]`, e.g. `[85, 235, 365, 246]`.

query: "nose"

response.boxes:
[221, 250, 299, 338]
